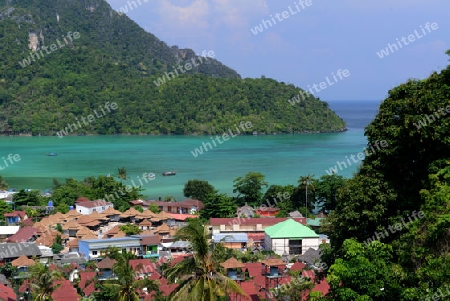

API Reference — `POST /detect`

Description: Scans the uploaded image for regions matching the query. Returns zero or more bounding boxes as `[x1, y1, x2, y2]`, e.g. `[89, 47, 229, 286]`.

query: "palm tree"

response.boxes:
[165, 219, 246, 301]
[299, 174, 315, 217]
[104, 252, 159, 301]
[117, 167, 128, 182]
[28, 262, 64, 300]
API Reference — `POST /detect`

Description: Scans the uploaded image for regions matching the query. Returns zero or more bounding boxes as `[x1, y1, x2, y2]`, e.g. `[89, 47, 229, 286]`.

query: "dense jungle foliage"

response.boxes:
[0, 0, 346, 136]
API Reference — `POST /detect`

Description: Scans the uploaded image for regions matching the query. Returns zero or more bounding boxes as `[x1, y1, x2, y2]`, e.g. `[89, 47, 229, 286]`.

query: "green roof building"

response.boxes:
[264, 218, 319, 256]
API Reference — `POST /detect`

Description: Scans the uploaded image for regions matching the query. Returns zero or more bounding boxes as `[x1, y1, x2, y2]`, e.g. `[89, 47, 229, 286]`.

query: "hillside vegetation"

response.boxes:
[322, 52, 450, 300]
[0, 0, 346, 135]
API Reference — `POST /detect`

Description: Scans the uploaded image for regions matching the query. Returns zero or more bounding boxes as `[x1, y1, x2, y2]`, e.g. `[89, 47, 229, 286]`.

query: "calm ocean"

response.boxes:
[0, 100, 381, 200]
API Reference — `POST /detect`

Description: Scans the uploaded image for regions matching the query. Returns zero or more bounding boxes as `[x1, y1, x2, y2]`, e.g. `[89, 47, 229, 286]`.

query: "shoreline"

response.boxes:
[0, 128, 348, 137]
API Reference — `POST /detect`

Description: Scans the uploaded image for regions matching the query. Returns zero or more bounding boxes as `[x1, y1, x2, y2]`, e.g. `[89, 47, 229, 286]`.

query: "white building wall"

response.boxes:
[270, 238, 289, 255]
[264, 236, 320, 255]
[76, 204, 114, 215]
[302, 238, 319, 253]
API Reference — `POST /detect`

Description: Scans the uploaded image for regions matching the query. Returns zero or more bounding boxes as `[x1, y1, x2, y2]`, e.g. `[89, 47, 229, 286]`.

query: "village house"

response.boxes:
[0, 242, 42, 264]
[4, 211, 28, 225]
[210, 217, 306, 247]
[140, 235, 161, 258]
[75, 199, 113, 215]
[0, 226, 20, 242]
[78, 236, 142, 260]
[143, 199, 204, 214]
[5, 226, 38, 243]
[264, 219, 320, 255]
[213, 233, 248, 250]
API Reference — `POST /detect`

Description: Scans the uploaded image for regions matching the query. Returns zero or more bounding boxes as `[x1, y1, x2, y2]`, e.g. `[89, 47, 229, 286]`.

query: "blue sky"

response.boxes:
[105, 0, 449, 101]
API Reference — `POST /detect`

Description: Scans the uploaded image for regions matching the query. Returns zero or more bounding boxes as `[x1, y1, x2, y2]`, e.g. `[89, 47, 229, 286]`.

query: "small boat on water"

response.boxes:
[46, 153, 57, 156]
[162, 171, 176, 176]
[146, 173, 156, 179]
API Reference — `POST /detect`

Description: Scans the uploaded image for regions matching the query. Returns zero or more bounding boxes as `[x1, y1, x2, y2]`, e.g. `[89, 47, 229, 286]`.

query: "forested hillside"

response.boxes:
[0, 0, 346, 136]
[322, 51, 450, 300]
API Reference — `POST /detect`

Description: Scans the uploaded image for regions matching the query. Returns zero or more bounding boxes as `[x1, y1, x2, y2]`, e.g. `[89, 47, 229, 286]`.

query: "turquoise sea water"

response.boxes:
[0, 100, 380, 199]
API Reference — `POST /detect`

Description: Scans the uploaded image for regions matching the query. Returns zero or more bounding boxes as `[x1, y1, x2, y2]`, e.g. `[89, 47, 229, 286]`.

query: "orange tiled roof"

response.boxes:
[65, 210, 82, 219]
[104, 225, 120, 237]
[76, 226, 96, 238]
[220, 257, 245, 269]
[136, 210, 155, 219]
[140, 229, 156, 236]
[88, 210, 109, 221]
[155, 224, 170, 233]
[120, 207, 141, 218]
[101, 207, 121, 216]
[35, 235, 55, 247]
[139, 219, 153, 226]
[62, 220, 82, 231]
[261, 258, 286, 267]
[11, 255, 35, 267]
[68, 238, 79, 248]
[112, 231, 127, 238]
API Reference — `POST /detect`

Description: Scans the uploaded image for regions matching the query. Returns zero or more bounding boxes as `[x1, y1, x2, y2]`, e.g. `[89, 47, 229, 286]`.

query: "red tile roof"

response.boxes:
[240, 282, 264, 301]
[6, 227, 38, 242]
[79, 272, 96, 289]
[19, 279, 29, 293]
[312, 277, 330, 295]
[209, 217, 306, 226]
[129, 259, 157, 274]
[290, 261, 306, 271]
[0, 284, 16, 301]
[51, 280, 80, 301]
[96, 257, 116, 269]
[23, 218, 34, 226]
[243, 262, 262, 278]
[4, 211, 27, 218]
[83, 282, 96, 297]
[169, 213, 198, 221]
[75, 197, 91, 203]
[252, 275, 266, 290]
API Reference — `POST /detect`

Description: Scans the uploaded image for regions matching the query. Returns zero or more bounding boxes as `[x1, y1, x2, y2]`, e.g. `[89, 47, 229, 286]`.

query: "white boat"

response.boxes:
[146, 173, 156, 179]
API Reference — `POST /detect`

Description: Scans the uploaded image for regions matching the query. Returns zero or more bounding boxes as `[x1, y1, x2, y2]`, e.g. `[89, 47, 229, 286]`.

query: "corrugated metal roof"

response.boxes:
[265, 219, 319, 238]
[213, 233, 248, 243]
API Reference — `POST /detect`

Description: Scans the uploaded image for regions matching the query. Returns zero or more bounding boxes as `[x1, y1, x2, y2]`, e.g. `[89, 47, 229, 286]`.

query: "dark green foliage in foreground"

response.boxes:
[0, 1, 346, 136]
[323, 52, 450, 300]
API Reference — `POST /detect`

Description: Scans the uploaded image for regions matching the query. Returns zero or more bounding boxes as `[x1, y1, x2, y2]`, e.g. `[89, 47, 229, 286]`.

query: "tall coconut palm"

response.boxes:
[104, 252, 159, 301]
[299, 174, 315, 217]
[28, 262, 64, 301]
[165, 219, 246, 301]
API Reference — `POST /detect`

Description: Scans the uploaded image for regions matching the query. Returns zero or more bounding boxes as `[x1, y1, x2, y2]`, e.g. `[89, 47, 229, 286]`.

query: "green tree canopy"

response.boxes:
[200, 192, 237, 220]
[183, 179, 215, 202]
[233, 172, 268, 207]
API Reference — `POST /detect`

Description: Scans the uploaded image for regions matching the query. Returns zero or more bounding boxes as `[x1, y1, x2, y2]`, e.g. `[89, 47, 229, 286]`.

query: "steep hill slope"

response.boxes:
[0, 0, 346, 135]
